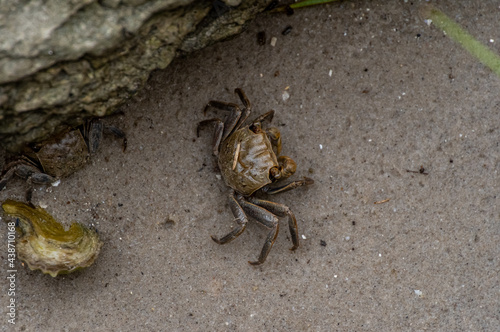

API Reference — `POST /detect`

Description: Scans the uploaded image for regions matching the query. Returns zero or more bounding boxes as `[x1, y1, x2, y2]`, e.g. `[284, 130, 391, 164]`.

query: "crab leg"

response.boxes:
[84, 119, 103, 154]
[0, 162, 58, 191]
[263, 177, 314, 195]
[0, 162, 59, 202]
[197, 119, 224, 156]
[233, 88, 252, 130]
[234, 194, 280, 265]
[23, 167, 59, 202]
[211, 192, 248, 244]
[84, 119, 127, 154]
[234, 88, 251, 109]
[203, 99, 246, 142]
[248, 197, 299, 251]
[251, 110, 274, 125]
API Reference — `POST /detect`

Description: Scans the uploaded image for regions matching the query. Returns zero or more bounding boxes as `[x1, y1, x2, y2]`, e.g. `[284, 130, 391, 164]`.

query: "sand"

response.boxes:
[1, 1, 499, 331]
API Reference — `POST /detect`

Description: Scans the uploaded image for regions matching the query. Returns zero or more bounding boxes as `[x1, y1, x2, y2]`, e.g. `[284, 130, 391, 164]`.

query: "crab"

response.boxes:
[197, 88, 313, 265]
[0, 118, 126, 199]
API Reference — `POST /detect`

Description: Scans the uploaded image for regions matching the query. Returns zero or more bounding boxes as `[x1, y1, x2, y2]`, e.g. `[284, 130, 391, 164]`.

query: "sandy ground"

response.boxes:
[1, 1, 499, 331]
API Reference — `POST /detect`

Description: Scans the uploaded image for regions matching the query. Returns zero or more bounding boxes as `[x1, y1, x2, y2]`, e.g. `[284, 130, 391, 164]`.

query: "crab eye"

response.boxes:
[29, 143, 42, 153]
[249, 123, 263, 133]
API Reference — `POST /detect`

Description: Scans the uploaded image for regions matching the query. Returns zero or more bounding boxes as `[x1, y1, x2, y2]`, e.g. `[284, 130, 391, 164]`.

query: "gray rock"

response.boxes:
[0, 0, 270, 152]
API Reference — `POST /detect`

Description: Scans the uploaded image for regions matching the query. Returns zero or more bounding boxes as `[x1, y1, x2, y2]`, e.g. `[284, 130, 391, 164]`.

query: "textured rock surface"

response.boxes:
[0, 0, 269, 152]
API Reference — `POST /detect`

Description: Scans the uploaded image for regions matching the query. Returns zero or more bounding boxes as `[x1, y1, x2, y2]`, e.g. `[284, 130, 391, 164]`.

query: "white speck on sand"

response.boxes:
[282, 90, 290, 101]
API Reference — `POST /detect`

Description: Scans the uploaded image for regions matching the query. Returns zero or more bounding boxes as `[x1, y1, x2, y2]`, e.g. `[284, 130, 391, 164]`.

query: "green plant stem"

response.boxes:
[428, 7, 500, 76]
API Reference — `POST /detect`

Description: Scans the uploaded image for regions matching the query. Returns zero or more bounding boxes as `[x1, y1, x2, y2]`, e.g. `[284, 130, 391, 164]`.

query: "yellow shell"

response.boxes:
[2, 200, 102, 277]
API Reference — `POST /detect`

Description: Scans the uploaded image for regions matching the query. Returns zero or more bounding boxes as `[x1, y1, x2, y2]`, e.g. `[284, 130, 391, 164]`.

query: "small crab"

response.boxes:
[197, 88, 313, 265]
[0, 118, 126, 199]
